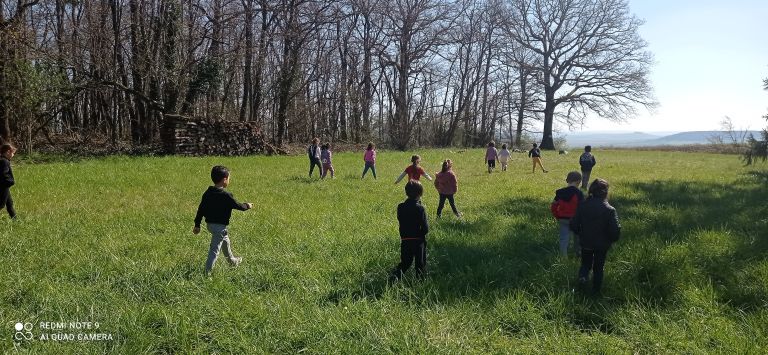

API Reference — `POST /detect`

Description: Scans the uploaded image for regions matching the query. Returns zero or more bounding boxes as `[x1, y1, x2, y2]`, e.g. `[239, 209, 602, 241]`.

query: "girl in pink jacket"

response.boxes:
[434, 159, 461, 218]
[361, 142, 377, 179]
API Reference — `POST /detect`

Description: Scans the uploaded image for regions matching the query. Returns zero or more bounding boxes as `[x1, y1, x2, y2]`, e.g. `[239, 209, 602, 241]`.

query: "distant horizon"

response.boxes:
[552, 0, 768, 134]
[565, 128, 763, 135]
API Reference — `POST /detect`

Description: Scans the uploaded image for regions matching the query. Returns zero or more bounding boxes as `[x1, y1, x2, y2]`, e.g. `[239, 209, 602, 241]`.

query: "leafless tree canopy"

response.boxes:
[0, 0, 654, 151]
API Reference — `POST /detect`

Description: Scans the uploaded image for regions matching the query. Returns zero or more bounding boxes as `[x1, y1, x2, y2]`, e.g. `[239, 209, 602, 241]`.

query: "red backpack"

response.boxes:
[551, 193, 580, 219]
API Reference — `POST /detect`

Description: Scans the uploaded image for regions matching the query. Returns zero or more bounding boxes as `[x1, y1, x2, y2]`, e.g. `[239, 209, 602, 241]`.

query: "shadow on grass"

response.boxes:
[285, 175, 324, 184]
[326, 171, 768, 334]
[610, 173, 768, 311]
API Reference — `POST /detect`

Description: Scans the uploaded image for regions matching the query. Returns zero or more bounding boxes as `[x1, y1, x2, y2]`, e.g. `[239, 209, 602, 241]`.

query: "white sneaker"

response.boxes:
[230, 257, 242, 267]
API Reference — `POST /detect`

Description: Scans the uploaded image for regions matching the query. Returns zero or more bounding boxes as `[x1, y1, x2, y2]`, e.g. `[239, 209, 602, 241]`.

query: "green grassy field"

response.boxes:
[1, 149, 767, 353]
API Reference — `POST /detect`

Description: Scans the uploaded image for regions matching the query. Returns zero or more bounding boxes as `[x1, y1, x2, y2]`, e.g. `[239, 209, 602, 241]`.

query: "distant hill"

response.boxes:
[564, 130, 761, 148]
[564, 132, 663, 147]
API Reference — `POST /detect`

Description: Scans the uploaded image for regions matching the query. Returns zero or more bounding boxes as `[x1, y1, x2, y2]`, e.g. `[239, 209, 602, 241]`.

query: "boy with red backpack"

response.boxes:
[551, 171, 585, 256]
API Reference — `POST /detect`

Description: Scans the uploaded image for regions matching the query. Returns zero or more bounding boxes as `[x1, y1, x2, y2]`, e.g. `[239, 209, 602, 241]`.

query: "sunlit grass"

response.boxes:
[1, 149, 766, 352]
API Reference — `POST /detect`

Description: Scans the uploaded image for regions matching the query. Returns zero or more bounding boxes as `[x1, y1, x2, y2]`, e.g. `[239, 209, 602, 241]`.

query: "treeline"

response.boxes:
[0, 0, 654, 151]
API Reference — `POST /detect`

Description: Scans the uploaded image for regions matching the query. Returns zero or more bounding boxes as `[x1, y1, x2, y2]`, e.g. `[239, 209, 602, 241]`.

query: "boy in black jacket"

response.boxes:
[570, 178, 620, 294]
[578, 146, 597, 189]
[0, 144, 16, 219]
[391, 180, 430, 280]
[193, 166, 253, 275]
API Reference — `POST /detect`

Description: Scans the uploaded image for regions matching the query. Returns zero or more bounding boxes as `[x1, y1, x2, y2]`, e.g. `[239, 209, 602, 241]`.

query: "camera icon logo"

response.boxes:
[14, 322, 34, 341]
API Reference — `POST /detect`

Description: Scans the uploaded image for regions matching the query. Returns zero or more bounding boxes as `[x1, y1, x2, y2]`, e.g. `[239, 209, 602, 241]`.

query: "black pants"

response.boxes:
[392, 239, 426, 279]
[0, 187, 15, 218]
[308, 159, 322, 177]
[437, 194, 458, 217]
[579, 248, 608, 292]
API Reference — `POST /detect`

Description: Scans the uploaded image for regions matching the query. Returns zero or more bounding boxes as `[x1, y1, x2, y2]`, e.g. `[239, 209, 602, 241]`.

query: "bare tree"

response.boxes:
[379, 0, 456, 150]
[502, 0, 656, 149]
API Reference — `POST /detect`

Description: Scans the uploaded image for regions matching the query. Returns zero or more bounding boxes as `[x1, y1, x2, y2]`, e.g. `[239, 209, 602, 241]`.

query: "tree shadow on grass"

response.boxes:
[324, 172, 768, 334]
[610, 173, 768, 312]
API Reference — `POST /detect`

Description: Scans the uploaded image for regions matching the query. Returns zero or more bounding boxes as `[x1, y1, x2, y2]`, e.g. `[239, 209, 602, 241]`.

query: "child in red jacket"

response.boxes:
[551, 171, 584, 256]
[434, 159, 461, 218]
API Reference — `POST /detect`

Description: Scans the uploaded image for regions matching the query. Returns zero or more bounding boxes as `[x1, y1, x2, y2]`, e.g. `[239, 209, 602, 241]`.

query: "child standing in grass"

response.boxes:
[579, 145, 597, 189]
[321, 143, 335, 179]
[391, 180, 429, 280]
[362, 142, 377, 179]
[485, 141, 498, 173]
[0, 144, 17, 220]
[529, 143, 548, 173]
[569, 179, 620, 294]
[434, 159, 461, 218]
[307, 138, 322, 178]
[551, 171, 584, 256]
[193, 165, 253, 275]
[395, 155, 432, 184]
[498, 143, 511, 171]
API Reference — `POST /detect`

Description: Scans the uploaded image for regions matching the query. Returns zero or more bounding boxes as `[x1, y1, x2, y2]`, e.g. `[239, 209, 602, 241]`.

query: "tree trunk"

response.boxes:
[541, 86, 556, 150]
[239, 0, 253, 121]
[515, 69, 527, 147]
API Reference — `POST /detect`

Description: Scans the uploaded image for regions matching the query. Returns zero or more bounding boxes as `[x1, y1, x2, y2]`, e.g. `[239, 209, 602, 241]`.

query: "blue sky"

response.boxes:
[573, 0, 768, 133]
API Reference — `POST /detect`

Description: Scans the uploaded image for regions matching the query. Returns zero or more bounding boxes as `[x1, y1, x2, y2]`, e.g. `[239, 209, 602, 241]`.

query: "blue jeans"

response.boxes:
[362, 162, 376, 178]
[558, 218, 578, 256]
[205, 223, 238, 272]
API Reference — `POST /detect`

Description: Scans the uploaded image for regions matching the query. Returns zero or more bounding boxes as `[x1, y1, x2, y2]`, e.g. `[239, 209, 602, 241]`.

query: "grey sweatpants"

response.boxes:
[581, 170, 592, 189]
[205, 223, 238, 272]
[558, 218, 579, 256]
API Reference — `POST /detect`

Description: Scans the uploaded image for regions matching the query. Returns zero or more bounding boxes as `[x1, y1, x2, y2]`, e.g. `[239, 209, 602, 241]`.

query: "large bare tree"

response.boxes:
[503, 0, 655, 149]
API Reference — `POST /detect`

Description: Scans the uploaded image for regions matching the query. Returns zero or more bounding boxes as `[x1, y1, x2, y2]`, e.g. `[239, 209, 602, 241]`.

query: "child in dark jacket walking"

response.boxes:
[579, 145, 597, 189]
[0, 144, 17, 219]
[569, 179, 620, 294]
[391, 180, 429, 280]
[193, 165, 253, 275]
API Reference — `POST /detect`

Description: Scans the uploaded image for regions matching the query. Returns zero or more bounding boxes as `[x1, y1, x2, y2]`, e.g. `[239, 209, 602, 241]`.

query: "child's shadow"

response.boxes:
[286, 176, 323, 184]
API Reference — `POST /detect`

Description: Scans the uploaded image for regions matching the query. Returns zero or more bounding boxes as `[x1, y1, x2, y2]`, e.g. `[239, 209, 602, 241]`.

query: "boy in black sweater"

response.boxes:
[0, 144, 17, 219]
[391, 180, 430, 280]
[193, 166, 253, 275]
[578, 145, 597, 189]
[569, 178, 621, 294]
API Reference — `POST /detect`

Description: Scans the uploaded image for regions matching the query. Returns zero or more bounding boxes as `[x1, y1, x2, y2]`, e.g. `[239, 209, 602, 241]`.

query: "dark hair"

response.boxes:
[321, 143, 330, 150]
[584, 145, 592, 152]
[488, 141, 495, 147]
[566, 171, 582, 183]
[441, 159, 452, 173]
[411, 155, 420, 164]
[405, 180, 424, 199]
[0, 144, 15, 155]
[501, 143, 507, 149]
[532, 143, 538, 148]
[211, 165, 230, 184]
[367, 142, 374, 150]
[588, 178, 609, 199]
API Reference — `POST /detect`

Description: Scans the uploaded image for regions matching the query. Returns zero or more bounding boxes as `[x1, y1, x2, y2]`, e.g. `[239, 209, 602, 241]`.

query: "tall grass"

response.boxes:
[1, 149, 766, 353]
